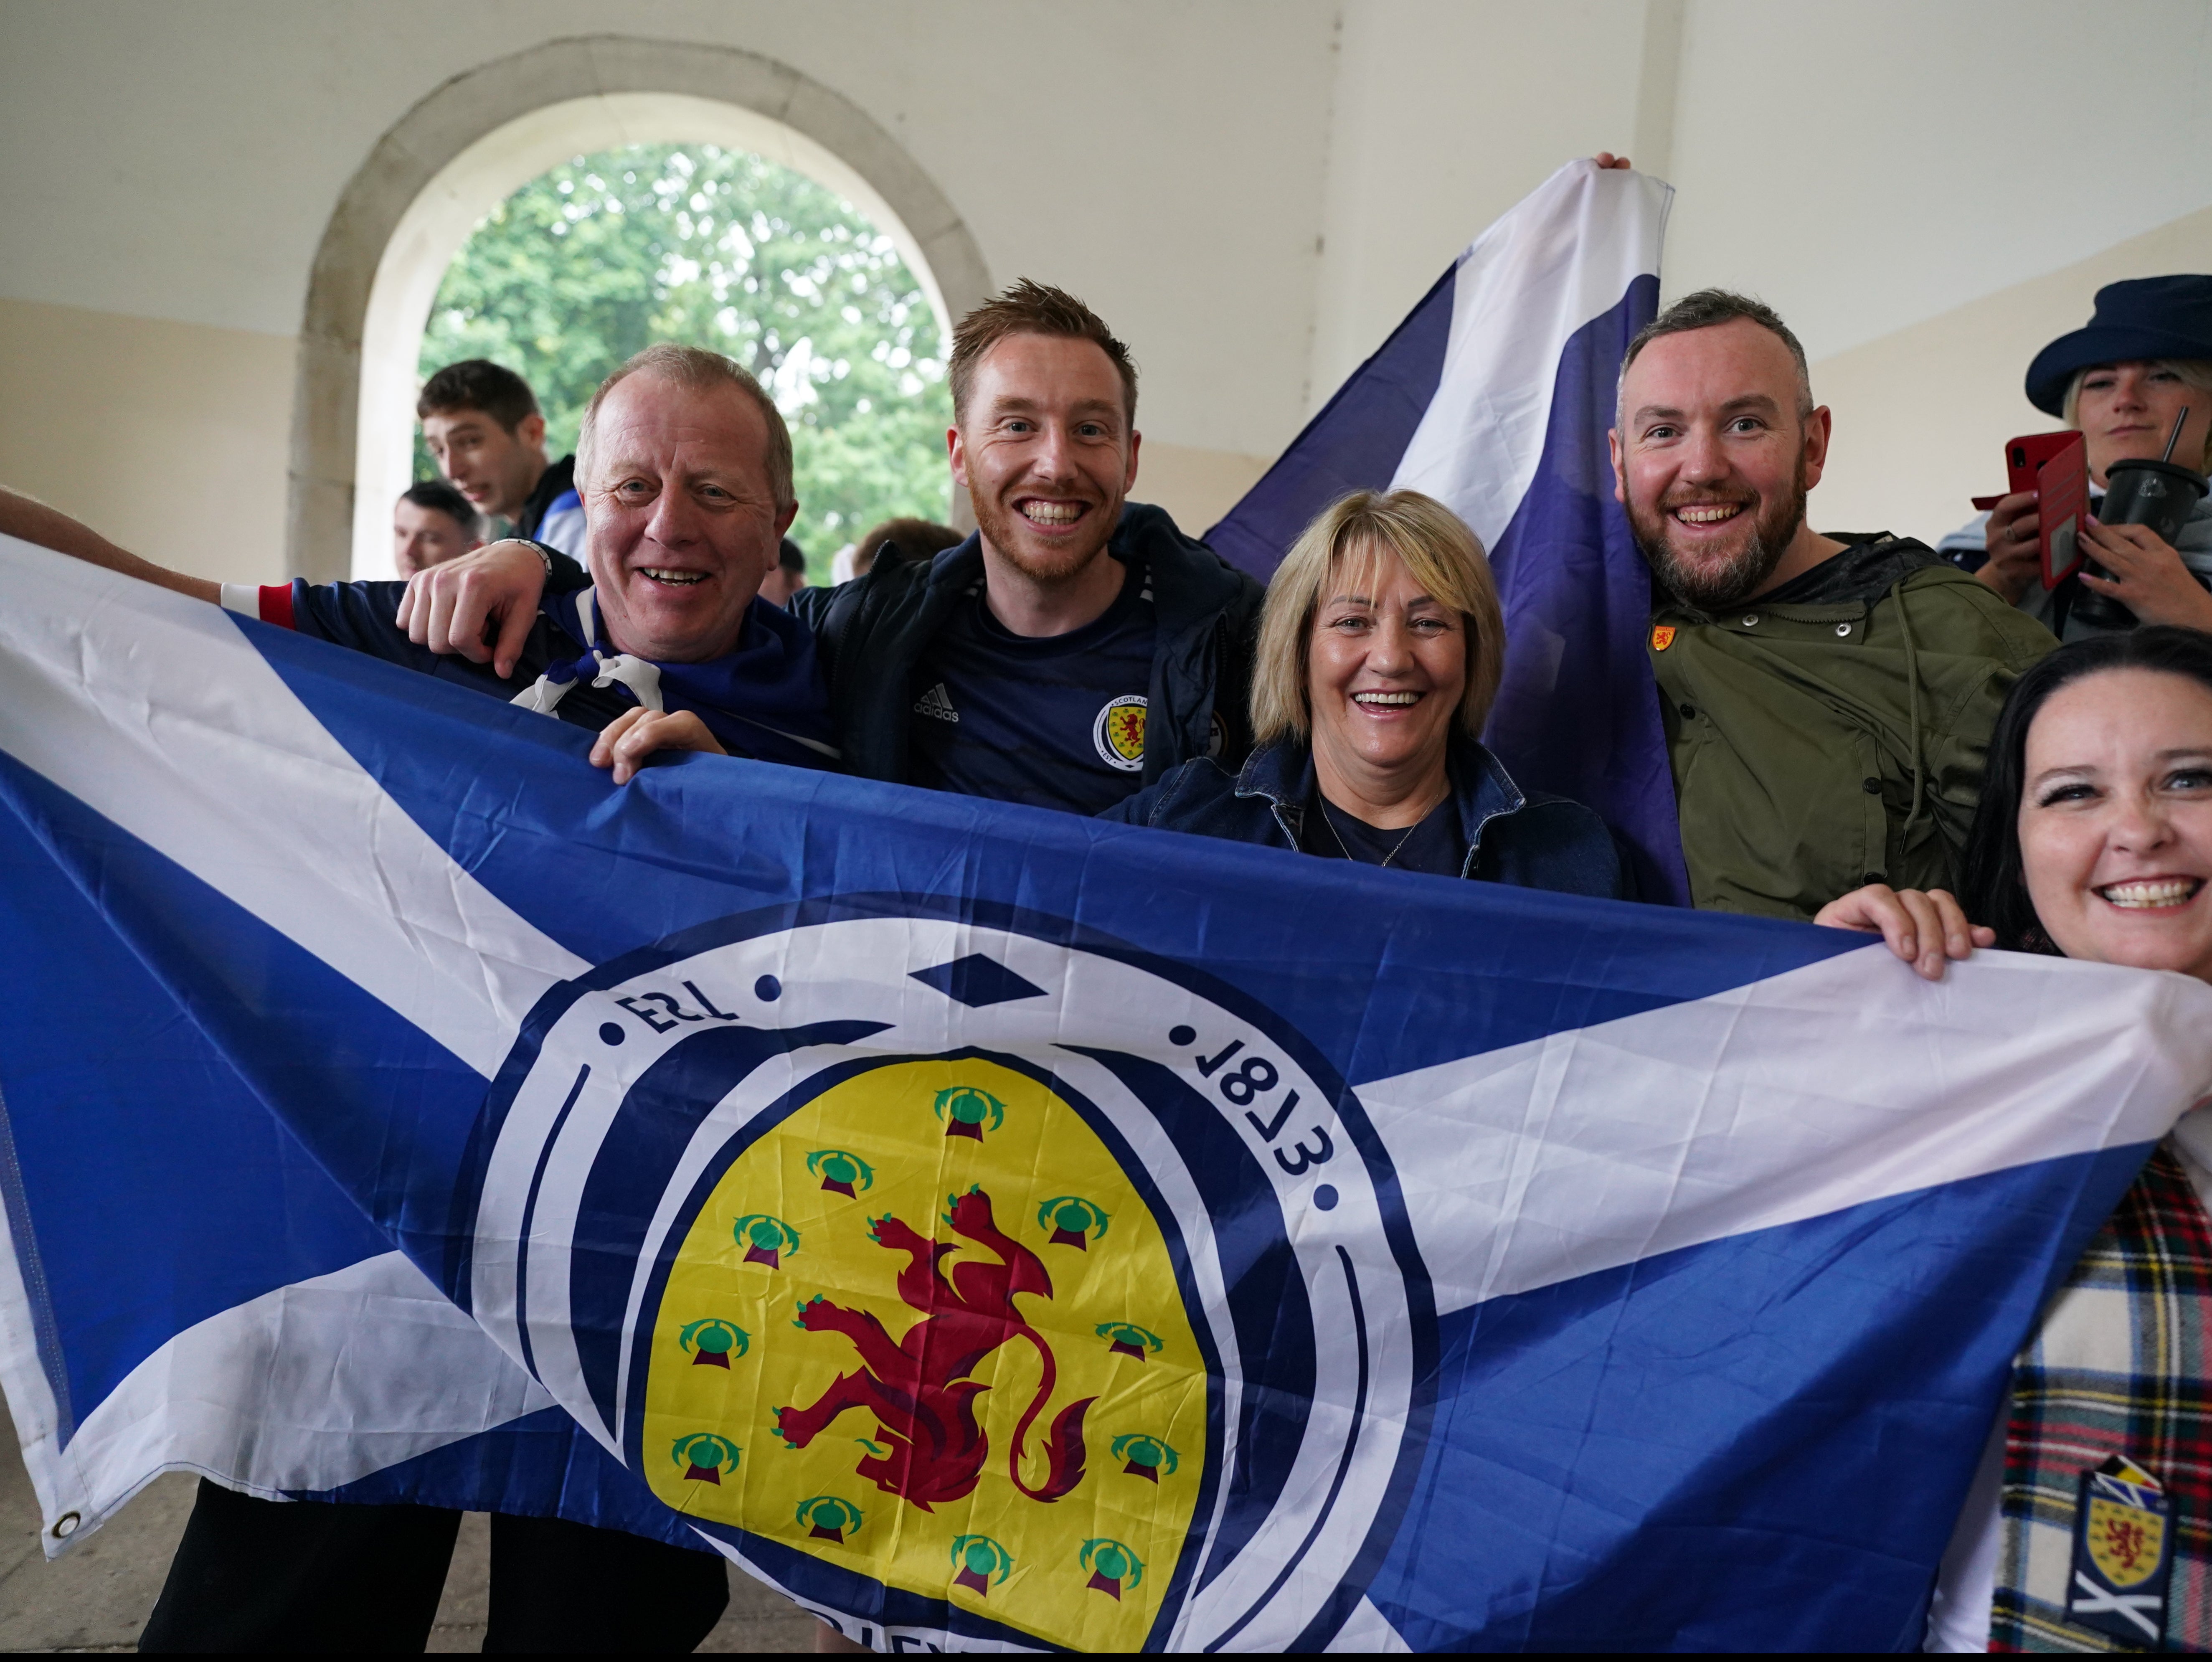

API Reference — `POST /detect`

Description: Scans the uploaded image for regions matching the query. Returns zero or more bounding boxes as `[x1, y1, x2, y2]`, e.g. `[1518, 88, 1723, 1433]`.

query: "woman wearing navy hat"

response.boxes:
[1943, 277, 2212, 639]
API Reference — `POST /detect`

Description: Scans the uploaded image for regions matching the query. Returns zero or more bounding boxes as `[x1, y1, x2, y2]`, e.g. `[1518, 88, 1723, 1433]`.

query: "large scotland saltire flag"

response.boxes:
[1211, 159, 1687, 905]
[3, 536, 2211, 1652]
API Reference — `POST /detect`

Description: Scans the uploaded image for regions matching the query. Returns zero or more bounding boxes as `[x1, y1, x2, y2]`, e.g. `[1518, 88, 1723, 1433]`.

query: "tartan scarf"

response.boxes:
[1992, 1146, 2212, 1651]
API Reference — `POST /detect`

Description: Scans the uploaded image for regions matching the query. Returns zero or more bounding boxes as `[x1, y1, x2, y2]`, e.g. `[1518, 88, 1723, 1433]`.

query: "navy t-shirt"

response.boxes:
[1296, 793, 1468, 877]
[906, 557, 1157, 815]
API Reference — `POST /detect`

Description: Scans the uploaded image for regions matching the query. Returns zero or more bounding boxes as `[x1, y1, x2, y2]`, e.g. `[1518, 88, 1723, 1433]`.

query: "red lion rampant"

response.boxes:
[772, 1185, 1094, 1510]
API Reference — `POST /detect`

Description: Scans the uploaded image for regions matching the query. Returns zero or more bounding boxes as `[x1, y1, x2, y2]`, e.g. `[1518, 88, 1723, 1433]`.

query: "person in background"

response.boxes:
[850, 515, 963, 578]
[1814, 627, 2212, 1652]
[1941, 278, 2212, 640]
[1102, 488, 1621, 897]
[1613, 288, 2057, 920]
[418, 359, 586, 556]
[391, 477, 483, 576]
[759, 536, 809, 606]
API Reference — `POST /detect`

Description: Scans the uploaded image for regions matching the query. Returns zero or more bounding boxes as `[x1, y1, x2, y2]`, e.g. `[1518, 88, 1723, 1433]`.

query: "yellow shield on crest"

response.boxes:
[2087, 1495, 2166, 1589]
[642, 1056, 1207, 1652]
[1093, 695, 1148, 771]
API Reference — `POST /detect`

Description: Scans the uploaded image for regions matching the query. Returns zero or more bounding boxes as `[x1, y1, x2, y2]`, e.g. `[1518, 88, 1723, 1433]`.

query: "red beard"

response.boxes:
[1629, 464, 1809, 613]
[970, 487, 1119, 586]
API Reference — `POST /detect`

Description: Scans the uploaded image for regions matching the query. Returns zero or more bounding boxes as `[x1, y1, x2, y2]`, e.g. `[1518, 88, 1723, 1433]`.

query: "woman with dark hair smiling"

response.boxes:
[1815, 627, 2212, 1650]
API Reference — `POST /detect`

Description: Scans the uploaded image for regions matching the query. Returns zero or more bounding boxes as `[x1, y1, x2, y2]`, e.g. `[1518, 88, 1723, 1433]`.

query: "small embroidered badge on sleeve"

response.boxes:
[1650, 624, 1676, 652]
[2067, 1454, 2173, 1646]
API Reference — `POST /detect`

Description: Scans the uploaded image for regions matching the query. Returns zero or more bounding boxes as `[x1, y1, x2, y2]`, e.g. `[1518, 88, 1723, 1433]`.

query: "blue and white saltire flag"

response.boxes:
[3, 536, 2211, 1652]
[1210, 159, 1686, 905]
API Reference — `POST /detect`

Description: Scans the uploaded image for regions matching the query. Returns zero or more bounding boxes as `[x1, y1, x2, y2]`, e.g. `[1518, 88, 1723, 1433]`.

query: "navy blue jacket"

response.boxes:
[789, 504, 1264, 787]
[1101, 734, 1626, 898]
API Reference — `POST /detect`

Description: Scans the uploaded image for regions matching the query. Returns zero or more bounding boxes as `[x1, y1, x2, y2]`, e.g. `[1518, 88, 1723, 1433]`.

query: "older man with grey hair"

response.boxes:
[0, 342, 835, 1649]
[2, 343, 837, 785]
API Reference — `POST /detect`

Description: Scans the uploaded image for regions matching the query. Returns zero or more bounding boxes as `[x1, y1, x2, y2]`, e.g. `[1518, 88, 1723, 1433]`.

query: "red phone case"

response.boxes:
[1971, 431, 2087, 587]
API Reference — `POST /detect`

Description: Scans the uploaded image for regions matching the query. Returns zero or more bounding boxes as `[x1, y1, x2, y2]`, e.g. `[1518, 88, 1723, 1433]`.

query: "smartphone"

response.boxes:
[1970, 430, 2087, 588]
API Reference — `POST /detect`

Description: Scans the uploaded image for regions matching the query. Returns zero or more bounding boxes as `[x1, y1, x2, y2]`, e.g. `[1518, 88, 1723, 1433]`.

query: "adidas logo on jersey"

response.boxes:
[913, 683, 960, 723]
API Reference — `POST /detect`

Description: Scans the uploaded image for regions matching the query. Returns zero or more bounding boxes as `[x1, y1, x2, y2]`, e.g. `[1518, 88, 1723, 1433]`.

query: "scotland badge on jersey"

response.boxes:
[2068, 1456, 2174, 1646]
[457, 904, 1431, 1652]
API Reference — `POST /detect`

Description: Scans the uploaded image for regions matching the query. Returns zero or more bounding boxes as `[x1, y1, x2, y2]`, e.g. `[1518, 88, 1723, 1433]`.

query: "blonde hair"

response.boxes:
[2062, 359, 2212, 470]
[575, 343, 795, 507]
[1249, 490, 1505, 746]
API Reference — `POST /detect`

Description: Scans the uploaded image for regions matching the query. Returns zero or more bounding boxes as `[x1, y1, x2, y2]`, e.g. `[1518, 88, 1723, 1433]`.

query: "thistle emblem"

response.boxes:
[949, 1534, 1013, 1596]
[1080, 1538, 1146, 1599]
[933, 1084, 1005, 1141]
[805, 1149, 874, 1198]
[796, 1495, 863, 1543]
[1096, 1320, 1164, 1360]
[1038, 1194, 1109, 1248]
[677, 1317, 749, 1368]
[1110, 1432, 1180, 1482]
[672, 1432, 741, 1484]
[732, 1213, 800, 1269]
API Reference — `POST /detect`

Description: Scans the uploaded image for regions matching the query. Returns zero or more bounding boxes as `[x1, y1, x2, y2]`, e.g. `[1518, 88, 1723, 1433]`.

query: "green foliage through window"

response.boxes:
[418, 143, 951, 579]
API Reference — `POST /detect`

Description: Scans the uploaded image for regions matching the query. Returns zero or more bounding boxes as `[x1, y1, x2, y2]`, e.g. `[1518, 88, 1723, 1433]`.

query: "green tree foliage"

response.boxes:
[419, 143, 951, 576]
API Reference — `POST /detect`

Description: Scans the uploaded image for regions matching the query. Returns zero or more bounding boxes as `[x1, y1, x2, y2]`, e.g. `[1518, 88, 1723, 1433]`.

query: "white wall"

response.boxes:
[1665, 0, 2212, 360]
[3, 0, 2211, 576]
[0, 0, 1338, 462]
[1305, 0, 1652, 413]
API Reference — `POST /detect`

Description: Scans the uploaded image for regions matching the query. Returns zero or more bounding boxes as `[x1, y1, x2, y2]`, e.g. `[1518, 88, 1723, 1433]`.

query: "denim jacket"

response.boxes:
[1099, 734, 1625, 898]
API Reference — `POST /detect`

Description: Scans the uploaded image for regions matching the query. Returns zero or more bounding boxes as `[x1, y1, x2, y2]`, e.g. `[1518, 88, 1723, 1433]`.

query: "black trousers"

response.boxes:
[138, 1480, 729, 1653]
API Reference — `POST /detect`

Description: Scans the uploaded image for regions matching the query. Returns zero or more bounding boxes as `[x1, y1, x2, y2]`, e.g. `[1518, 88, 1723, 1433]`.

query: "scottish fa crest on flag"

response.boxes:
[471, 910, 1423, 1650]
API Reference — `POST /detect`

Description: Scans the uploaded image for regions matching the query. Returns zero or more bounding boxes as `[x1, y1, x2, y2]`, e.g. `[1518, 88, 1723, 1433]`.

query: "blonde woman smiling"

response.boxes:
[1102, 489, 1622, 896]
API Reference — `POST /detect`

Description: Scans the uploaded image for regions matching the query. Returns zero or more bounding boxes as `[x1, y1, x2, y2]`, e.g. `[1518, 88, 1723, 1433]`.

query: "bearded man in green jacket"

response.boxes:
[1611, 289, 2057, 921]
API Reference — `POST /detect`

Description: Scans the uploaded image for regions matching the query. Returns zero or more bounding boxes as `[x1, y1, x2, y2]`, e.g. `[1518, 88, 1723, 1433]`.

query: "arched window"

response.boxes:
[318, 65, 990, 583]
[417, 142, 950, 576]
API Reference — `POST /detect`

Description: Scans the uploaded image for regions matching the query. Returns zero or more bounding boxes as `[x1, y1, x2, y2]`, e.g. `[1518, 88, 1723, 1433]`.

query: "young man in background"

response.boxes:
[391, 477, 483, 576]
[418, 359, 585, 555]
[758, 536, 809, 607]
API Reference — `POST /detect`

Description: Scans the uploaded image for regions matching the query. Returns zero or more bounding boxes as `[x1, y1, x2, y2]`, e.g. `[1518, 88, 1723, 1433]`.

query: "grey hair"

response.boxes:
[575, 343, 796, 509]
[2061, 360, 2212, 471]
[1616, 288, 1815, 424]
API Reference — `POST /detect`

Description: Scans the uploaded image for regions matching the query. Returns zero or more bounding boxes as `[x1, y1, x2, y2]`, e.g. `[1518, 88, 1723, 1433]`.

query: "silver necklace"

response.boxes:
[1318, 799, 1423, 869]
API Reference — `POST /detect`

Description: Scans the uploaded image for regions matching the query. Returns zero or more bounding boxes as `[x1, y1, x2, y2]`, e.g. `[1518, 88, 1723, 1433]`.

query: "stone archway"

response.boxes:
[288, 36, 990, 581]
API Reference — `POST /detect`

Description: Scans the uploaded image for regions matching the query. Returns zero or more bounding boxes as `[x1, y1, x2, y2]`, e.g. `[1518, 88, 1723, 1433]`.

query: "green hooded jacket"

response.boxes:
[1650, 534, 2058, 921]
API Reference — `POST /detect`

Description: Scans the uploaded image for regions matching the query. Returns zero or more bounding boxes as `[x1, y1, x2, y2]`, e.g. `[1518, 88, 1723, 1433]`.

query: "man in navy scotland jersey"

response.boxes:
[0, 343, 833, 1650]
[807, 279, 1263, 815]
[411, 282, 1264, 817]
